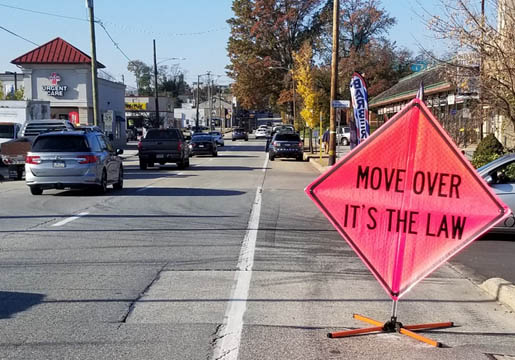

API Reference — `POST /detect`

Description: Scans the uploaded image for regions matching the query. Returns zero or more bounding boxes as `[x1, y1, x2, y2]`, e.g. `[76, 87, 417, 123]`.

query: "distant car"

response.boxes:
[209, 131, 225, 146]
[25, 131, 124, 195]
[190, 135, 218, 157]
[337, 126, 351, 146]
[478, 154, 515, 233]
[268, 132, 303, 161]
[255, 128, 269, 139]
[232, 128, 248, 141]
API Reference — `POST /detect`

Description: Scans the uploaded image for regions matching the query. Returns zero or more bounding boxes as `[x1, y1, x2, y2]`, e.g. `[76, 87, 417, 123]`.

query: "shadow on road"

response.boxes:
[47, 188, 246, 197]
[0, 291, 45, 319]
[189, 165, 269, 171]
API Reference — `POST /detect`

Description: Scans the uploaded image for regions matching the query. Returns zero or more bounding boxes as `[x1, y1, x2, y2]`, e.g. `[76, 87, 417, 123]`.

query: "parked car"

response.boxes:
[190, 135, 218, 157]
[478, 154, 515, 233]
[337, 126, 351, 146]
[232, 128, 248, 141]
[25, 131, 123, 195]
[268, 132, 303, 161]
[138, 128, 190, 169]
[209, 131, 225, 146]
[1, 119, 75, 180]
[255, 128, 269, 139]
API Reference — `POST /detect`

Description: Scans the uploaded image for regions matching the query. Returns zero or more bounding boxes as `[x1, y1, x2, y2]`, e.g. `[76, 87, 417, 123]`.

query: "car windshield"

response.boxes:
[0, 125, 15, 138]
[192, 136, 212, 142]
[32, 135, 90, 152]
[145, 129, 179, 140]
[275, 134, 300, 141]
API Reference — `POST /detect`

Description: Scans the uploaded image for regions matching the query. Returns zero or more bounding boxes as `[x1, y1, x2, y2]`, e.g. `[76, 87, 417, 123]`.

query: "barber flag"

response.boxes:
[349, 72, 370, 149]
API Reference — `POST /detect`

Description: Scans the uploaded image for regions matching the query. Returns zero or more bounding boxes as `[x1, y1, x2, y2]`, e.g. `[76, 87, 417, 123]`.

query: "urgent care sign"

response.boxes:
[306, 99, 510, 300]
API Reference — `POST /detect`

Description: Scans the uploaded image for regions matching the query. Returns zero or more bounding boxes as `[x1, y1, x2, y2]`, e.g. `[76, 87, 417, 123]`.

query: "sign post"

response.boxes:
[305, 98, 510, 347]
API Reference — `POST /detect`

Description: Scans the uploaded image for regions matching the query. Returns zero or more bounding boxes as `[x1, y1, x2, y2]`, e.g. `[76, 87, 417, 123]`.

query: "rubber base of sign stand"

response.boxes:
[327, 314, 453, 348]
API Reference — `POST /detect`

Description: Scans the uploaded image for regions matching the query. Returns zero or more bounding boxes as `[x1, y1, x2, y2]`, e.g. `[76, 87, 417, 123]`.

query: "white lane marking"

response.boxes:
[51, 212, 89, 227]
[262, 155, 269, 173]
[177, 172, 184, 176]
[212, 157, 267, 360]
[136, 186, 153, 192]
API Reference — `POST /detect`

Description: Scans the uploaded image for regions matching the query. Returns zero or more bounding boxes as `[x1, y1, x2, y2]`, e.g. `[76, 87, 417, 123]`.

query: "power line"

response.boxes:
[0, 25, 39, 46]
[97, 21, 132, 63]
[0, 2, 89, 22]
[0, 2, 227, 38]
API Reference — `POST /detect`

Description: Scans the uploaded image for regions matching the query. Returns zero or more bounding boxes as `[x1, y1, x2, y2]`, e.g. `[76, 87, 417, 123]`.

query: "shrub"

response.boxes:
[471, 133, 505, 168]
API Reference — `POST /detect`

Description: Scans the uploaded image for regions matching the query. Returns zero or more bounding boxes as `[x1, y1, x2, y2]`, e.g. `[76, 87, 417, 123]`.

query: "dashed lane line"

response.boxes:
[51, 212, 89, 227]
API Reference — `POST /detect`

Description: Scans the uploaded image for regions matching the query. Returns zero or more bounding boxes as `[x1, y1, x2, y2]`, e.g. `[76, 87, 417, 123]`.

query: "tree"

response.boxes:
[227, 0, 326, 110]
[127, 60, 152, 95]
[427, 0, 515, 126]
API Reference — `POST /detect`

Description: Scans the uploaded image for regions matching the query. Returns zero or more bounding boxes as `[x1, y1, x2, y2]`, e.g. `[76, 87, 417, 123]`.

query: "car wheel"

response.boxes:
[296, 155, 303, 161]
[139, 159, 147, 170]
[213, 151, 218, 157]
[113, 166, 123, 190]
[30, 186, 43, 195]
[184, 158, 190, 168]
[177, 160, 186, 169]
[269, 154, 275, 161]
[245, 138, 248, 141]
[97, 170, 108, 194]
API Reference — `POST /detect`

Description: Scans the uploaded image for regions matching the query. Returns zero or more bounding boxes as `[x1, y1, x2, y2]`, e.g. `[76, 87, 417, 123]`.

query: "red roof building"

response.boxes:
[11, 37, 105, 68]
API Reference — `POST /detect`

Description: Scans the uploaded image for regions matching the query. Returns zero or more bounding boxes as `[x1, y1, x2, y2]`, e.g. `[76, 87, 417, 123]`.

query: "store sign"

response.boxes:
[125, 102, 147, 110]
[42, 73, 68, 97]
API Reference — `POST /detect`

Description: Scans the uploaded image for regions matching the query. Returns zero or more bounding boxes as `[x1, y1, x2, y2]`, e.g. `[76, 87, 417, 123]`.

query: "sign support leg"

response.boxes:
[327, 303, 453, 347]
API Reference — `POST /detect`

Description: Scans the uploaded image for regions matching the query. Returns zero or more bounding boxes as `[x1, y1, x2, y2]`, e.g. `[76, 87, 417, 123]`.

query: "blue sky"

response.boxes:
[0, 0, 441, 88]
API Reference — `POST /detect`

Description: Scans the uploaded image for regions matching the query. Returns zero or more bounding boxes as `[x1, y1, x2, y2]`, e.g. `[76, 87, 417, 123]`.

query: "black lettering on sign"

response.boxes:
[367, 207, 377, 230]
[412, 171, 462, 199]
[356, 166, 405, 193]
[426, 213, 467, 239]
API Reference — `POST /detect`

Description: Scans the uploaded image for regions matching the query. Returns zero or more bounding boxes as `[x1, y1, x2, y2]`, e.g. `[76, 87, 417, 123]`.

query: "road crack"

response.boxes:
[118, 262, 168, 326]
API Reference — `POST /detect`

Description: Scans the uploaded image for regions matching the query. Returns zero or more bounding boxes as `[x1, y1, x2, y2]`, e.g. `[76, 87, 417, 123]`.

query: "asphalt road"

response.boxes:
[0, 137, 514, 359]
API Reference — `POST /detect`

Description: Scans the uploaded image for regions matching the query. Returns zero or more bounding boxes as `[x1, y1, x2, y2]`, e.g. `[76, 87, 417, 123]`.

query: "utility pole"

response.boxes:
[153, 39, 160, 128]
[207, 72, 212, 130]
[219, 87, 223, 133]
[86, 0, 100, 126]
[328, 0, 340, 166]
[196, 75, 201, 130]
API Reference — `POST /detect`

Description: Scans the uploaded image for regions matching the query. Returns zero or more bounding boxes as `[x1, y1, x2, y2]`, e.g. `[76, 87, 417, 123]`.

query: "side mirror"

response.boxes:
[116, 149, 124, 155]
[484, 175, 493, 185]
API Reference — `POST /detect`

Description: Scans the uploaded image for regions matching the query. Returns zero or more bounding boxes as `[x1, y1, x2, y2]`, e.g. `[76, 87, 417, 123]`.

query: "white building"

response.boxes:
[10, 37, 126, 146]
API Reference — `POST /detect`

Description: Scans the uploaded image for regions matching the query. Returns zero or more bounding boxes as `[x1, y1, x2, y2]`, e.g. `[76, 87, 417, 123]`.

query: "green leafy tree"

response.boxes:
[127, 60, 152, 95]
[472, 133, 505, 168]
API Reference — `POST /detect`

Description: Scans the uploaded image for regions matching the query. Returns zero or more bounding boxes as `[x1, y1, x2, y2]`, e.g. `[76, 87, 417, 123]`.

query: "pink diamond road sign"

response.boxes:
[306, 99, 511, 300]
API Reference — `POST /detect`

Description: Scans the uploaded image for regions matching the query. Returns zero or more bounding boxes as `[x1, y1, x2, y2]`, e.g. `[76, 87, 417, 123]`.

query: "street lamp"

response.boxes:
[268, 66, 296, 126]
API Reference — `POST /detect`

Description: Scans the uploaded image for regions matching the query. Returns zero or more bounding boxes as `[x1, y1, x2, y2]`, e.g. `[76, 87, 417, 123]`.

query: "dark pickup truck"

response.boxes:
[138, 128, 190, 170]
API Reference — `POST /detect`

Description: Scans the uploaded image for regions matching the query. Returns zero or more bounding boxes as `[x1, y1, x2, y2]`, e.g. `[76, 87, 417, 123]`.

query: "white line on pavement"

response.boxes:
[51, 212, 89, 227]
[136, 186, 153, 192]
[212, 157, 267, 360]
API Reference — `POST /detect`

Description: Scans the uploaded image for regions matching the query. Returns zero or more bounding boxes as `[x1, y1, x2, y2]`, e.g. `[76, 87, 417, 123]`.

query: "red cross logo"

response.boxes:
[49, 73, 61, 86]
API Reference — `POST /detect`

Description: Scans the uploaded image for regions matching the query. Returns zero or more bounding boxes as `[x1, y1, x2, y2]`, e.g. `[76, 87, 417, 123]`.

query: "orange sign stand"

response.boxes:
[328, 301, 453, 347]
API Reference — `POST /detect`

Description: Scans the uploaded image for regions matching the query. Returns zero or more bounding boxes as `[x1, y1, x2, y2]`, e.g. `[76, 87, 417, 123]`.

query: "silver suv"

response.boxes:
[25, 131, 123, 195]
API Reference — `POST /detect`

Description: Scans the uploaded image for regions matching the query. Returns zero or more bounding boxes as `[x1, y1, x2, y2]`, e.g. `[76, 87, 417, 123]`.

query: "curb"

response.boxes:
[480, 278, 515, 312]
[307, 157, 328, 173]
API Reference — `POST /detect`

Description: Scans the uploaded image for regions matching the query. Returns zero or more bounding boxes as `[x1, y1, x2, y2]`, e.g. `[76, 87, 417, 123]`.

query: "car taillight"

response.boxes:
[178, 141, 182, 151]
[137, 141, 143, 151]
[299, 141, 303, 148]
[26, 155, 41, 165]
[191, 143, 196, 147]
[78, 155, 98, 164]
[273, 141, 279, 147]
